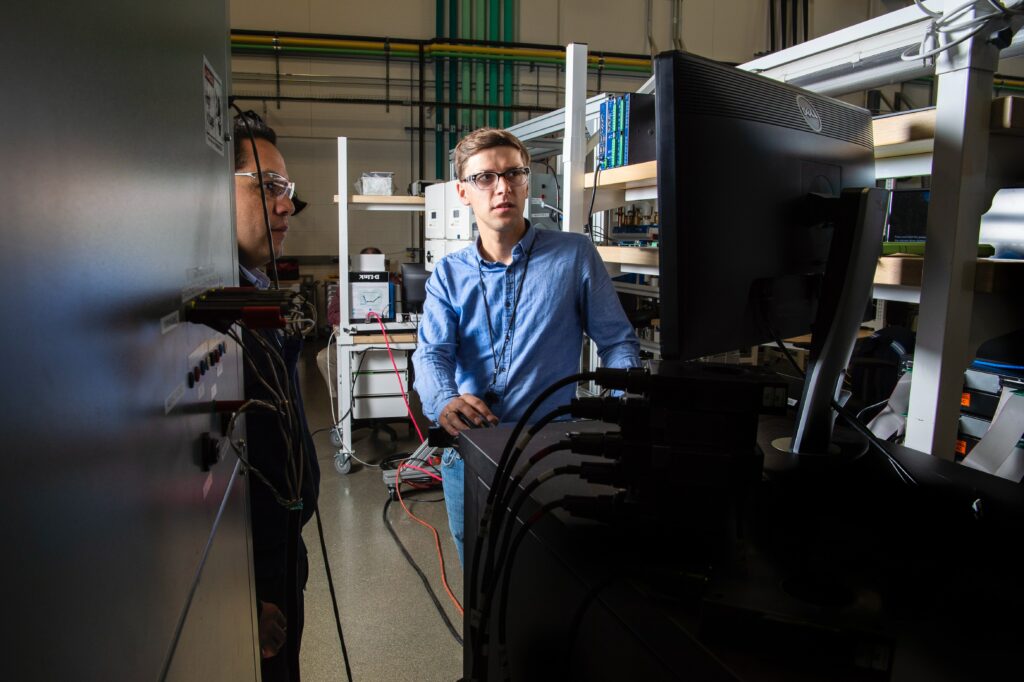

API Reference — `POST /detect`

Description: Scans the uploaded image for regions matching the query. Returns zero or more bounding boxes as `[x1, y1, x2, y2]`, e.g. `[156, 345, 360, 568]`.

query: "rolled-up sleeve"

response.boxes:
[579, 242, 642, 369]
[412, 268, 461, 422]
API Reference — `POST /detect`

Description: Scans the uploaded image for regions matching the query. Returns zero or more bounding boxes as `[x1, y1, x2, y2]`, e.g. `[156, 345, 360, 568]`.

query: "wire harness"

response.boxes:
[903, 0, 1024, 62]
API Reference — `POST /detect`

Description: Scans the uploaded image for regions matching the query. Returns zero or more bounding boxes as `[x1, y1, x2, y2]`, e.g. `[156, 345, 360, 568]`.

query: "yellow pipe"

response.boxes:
[233, 34, 420, 52]
[429, 42, 565, 58]
[231, 34, 651, 68]
[588, 56, 652, 68]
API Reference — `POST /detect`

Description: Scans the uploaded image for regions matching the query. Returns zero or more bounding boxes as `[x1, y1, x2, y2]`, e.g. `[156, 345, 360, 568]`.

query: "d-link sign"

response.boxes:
[796, 95, 823, 133]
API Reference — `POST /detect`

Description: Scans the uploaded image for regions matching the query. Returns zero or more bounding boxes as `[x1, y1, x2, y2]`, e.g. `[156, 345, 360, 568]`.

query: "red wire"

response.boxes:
[396, 462, 464, 615]
[365, 314, 459, 613]
[367, 311, 426, 443]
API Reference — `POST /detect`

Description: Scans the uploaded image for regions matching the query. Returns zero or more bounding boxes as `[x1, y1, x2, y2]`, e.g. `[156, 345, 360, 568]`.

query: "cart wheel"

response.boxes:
[334, 452, 352, 475]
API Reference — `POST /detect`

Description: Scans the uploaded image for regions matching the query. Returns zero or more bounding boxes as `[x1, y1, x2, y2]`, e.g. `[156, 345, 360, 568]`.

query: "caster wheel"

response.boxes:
[329, 427, 343, 448]
[334, 452, 352, 475]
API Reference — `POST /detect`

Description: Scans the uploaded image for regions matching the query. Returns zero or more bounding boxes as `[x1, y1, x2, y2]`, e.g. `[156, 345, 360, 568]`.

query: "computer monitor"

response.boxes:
[401, 263, 429, 314]
[886, 188, 930, 242]
[654, 51, 887, 455]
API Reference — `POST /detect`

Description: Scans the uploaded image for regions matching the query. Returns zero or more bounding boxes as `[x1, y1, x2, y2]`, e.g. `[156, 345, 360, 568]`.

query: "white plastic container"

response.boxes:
[356, 171, 395, 196]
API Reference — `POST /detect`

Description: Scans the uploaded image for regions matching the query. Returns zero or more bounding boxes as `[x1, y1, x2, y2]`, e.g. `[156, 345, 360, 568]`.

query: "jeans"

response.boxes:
[440, 447, 465, 566]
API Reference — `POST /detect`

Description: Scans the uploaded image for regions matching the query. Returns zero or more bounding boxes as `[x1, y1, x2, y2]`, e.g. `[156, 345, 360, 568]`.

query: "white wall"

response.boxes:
[229, 0, 1022, 260]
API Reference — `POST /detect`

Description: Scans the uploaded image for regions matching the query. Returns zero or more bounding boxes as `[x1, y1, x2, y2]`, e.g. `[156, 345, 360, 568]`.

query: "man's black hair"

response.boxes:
[233, 110, 277, 170]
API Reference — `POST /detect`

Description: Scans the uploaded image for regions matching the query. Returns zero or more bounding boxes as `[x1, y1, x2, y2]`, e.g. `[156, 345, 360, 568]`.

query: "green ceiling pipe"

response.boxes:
[460, 0, 471, 137]
[449, 1, 459, 164]
[436, 0, 446, 179]
[428, 51, 651, 72]
[502, 0, 514, 128]
[474, 0, 486, 129]
[488, 0, 500, 127]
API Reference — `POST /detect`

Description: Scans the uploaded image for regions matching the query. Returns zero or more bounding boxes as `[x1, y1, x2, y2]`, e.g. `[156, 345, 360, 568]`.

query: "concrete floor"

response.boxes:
[296, 342, 463, 682]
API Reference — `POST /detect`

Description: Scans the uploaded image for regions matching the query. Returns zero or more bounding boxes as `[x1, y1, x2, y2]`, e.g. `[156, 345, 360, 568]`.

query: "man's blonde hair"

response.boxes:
[454, 127, 531, 181]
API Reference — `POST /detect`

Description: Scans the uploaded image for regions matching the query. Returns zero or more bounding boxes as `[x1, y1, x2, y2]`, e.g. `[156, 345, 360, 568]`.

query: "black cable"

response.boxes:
[493, 500, 567, 668]
[468, 373, 596, 623]
[584, 164, 603, 242]
[488, 446, 574, 593]
[245, 327, 304, 495]
[231, 103, 281, 289]
[832, 399, 918, 486]
[228, 328, 302, 501]
[764, 325, 917, 486]
[479, 405, 575, 604]
[487, 466, 580, 629]
[541, 160, 561, 211]
[314, 505, 355, 682]
[382, 496, 464, 646]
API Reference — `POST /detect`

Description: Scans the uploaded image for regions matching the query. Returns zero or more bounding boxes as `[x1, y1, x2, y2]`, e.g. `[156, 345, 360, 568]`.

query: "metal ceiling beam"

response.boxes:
[632, 2, 1024, 96]
[738, 1, 1024, 95]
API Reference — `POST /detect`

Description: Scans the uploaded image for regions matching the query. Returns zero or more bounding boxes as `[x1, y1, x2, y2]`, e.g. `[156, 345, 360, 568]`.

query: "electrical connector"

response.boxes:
[594, 366, 651, 392]
[568, 432, 630, 459]
[562, 493, 629, 523]
[569, 396, 648, 423]
[182, 287, 302, 332]
[578, 461, 627, 487]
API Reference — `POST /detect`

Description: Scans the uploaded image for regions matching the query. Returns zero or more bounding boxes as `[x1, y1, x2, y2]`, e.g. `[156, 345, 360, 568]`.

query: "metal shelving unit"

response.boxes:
[332, 137, 421, 467]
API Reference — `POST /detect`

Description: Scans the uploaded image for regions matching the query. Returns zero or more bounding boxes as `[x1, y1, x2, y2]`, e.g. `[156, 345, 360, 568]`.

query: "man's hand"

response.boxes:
[439, 393, 499, 436]
[258, 600, 287, 659]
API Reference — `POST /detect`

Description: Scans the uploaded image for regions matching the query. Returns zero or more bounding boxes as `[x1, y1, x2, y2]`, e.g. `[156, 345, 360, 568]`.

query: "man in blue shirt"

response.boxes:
[413, 127, 641, 565]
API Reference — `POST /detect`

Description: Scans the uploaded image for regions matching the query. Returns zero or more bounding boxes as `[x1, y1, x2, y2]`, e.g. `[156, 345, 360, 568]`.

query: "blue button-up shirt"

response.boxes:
[413, 225, 641, 424]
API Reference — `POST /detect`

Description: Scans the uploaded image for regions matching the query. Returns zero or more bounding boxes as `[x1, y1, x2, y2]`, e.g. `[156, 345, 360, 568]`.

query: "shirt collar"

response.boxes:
[475, 220, 537, 267]
[239, 264, 271, 290]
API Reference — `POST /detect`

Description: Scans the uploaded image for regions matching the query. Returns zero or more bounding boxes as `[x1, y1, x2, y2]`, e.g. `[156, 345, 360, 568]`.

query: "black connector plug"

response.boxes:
[578, 461, 627, 487]
[594, 367, 651, 393]
[568, 432, 630, 459]
[182, 287, 300, 332]
[562, 493, 628, 523]
[569, 396, 648, 423]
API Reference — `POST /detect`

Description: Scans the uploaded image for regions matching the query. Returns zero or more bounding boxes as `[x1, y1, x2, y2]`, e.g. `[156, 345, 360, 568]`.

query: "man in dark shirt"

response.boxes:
[233, 111, 320, 682]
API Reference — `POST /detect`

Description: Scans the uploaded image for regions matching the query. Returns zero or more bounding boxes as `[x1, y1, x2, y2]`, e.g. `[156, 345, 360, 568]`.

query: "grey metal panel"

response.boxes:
[164, 459, 262, 682]
[1, 1, 257, 679]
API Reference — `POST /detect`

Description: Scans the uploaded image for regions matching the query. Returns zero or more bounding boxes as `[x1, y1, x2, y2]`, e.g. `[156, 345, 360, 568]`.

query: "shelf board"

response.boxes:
[872, 95, 1022, 158]
[596, 245, 658, 267]
[874, 255, 1023, 294]
[334, 194, 426, 211]
[597, 249, 1023, 296]
[584, 99, 1022, 192]
[584, 160, 657, 190]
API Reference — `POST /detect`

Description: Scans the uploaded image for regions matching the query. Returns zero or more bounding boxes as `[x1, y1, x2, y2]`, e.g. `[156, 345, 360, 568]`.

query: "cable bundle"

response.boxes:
[902, 0, 1024, 62]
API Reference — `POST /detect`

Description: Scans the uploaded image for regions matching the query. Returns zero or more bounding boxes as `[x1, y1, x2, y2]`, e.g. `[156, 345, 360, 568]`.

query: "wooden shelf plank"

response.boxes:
[354, 333, 416, 344]
[351, 195, 425, 205]
[871, 96, 1022, 157]
[874, 255, 1023, 294]
[596, 249, 1022, 297]
[334, 194, 426, 211]
[595, 245, 658, 267]
[584, 160, 657, 190]
[872, 108, 937, 148]
[580, 99, 1021, 192]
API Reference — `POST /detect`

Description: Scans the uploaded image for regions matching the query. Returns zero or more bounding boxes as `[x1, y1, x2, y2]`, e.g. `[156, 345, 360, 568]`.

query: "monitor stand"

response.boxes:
[771, 187, 888, 466]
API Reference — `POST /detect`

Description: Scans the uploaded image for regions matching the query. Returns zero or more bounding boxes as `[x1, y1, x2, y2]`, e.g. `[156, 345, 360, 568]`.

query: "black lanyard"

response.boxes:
[477, 234, 536, 404]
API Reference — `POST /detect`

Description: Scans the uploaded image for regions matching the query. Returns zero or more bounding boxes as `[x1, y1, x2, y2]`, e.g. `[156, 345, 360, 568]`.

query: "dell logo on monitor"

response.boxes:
[796, 95, 822, 132]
